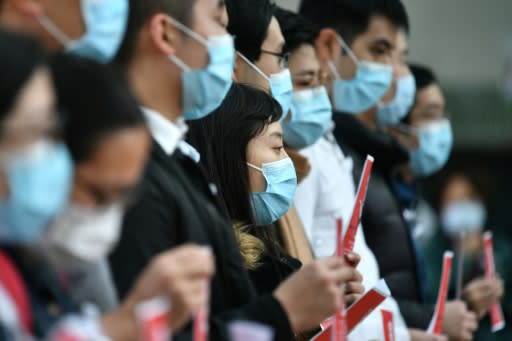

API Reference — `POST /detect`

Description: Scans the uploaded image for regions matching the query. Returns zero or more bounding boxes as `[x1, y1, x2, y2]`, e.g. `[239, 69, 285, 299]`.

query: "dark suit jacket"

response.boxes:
[109, 141, 292, 340]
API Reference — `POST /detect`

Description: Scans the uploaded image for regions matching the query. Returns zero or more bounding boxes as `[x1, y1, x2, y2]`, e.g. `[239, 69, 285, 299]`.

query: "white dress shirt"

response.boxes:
[141, 107, 200, 162]
[295, 130, 411, 341]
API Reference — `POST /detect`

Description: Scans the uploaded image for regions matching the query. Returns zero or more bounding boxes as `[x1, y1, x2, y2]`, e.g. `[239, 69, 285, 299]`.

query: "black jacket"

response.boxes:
[109, 141, 293, 340]
[332, 113, 435, 329]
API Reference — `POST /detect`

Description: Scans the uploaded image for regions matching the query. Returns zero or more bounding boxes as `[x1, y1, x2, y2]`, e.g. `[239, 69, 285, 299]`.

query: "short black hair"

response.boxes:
[226, 0, 273, 62]
[51, 54, 146, 163]
[410, 63, 438, 91]
[274, 6, 319, 55]
[187, 83, 282, 226]
[299, 0, 409, 46]
[402, 63, 439, 123]
[115, 0, 196, 66]
[0, 29, 46, 126]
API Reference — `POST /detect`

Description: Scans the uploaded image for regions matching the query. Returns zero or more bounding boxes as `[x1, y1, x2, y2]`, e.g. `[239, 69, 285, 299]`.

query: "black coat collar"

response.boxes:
[333, 112, 410, 173]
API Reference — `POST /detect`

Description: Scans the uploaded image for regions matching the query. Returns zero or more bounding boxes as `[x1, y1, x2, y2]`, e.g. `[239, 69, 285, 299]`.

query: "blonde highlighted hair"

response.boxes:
[232, 222, 266, 270]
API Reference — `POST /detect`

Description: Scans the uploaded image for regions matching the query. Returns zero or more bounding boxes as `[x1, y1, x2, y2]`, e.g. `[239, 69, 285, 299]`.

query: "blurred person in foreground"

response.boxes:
[0, 30, 214, 339]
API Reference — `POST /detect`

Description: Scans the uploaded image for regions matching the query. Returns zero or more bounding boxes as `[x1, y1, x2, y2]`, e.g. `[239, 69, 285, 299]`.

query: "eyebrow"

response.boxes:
[422, 103, 443, 111]
[293, 70, 316, 77]
[372, 37, 394, 50]
[269, 131, 284, 139]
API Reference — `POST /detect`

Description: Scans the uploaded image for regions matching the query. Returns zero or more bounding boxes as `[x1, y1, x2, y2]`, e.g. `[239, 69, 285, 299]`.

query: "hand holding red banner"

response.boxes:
[483, 231, 506, 332]
[315, 280, 391, 340]
[193, 282, 210, 341]
[428, 251, 454, 335]
[136, 297, 172, 341]
[343, 155, 374, 255]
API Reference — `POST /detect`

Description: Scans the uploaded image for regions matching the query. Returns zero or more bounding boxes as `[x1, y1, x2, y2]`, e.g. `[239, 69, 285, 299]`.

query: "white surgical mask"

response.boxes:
[39, 203, 125, 271]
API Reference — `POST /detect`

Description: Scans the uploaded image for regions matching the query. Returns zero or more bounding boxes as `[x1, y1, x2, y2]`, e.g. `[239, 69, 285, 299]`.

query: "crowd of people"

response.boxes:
[0, 0, 506, 340]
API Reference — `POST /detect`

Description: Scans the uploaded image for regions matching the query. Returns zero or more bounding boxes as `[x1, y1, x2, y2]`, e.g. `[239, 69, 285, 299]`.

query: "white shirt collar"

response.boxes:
[141, 107, 188, 156]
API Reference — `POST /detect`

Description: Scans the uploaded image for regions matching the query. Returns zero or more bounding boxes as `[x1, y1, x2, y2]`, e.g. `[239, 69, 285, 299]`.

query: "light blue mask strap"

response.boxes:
[247, 162, 263, 172]
[37, 15, 72, 47]
[237, 52, 270, 81]
[336, 35, 359, 64]
[167, 16, 209, 72]
[167, 16, 208, 46]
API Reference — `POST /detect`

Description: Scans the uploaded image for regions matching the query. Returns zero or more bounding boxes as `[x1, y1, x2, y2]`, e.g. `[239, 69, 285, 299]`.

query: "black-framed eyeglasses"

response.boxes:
[260, 50, 290, 69]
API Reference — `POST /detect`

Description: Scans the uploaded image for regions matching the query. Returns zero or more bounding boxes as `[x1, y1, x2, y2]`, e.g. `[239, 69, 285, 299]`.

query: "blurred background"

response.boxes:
[277, 1, 512, 339]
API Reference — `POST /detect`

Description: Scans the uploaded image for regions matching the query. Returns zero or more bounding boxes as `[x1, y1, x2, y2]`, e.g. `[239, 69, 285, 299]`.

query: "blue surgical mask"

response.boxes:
[329, 37, 393, 114]
[410, 119, 453, 177]
[37, 0, 129, 63]
[0, 140, 73, 244]
[248, 158, 297, 226]
[169, 18, 235, 121]
[238, 53, 293, 120]
[441, 200, 486, 238]
[282, 86, 333, 149]
[377, 74, 416, 127]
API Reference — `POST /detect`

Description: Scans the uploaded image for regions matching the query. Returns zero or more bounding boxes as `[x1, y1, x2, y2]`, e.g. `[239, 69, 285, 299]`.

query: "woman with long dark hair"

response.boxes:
[188, 83, 301, 294]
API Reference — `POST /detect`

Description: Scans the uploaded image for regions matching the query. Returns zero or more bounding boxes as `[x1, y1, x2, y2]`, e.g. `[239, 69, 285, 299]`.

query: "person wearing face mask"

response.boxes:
[36, 53, 151, 311]
[427, 173, 505, 332]
[389, 64, 505, 338]
[300, 1, 475, 339]
[188, 84, 298, 293]
[110, 1, 359, 340]
[225, 0, 316, 268]
[376, 32, 416, 128]
[275, 8, 441, 341]
[226, 0, 293, 120]
[0, 31, 73, 339]
[0, 35, 216, 339]
[189, 84, 363, 314]
[0, 0, 128, 63]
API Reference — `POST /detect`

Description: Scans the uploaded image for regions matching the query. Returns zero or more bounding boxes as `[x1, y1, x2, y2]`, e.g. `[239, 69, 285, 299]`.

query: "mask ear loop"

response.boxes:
[246, 162, 263, 172]
[237, 52, 270, 82]
[37, 15, 72, 47]
[336, 35, 359, 65]
[328, 35, 361, 81]
[394, 123, 419, 137]
[167, 16, 209, 72]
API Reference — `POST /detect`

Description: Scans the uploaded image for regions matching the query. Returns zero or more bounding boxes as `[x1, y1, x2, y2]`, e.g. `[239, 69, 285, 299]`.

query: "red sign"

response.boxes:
[428, 251, 453, 335]
[343, 155, 374, 255]
[483, 232, 506, 332]
[381, 310, 395, 341]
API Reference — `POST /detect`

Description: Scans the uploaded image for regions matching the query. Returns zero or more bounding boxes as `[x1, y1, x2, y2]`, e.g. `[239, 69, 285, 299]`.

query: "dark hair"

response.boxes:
[188, 83, 282, 225]
[274, 6, 319, 55]
[50, 53, 146, 163]
[188, 83, 281, 268]
[0, 29, 46, 126]
[410, 63, 438, 91]
[226, 0, 273, 62]
[402, 63, 439, 123]
[115, 0, 196, 66]
[299, 0, 409, 46]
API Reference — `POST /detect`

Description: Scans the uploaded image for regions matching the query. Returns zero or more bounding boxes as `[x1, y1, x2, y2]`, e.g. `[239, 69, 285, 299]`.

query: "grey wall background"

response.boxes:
[275, 0, 512, 149]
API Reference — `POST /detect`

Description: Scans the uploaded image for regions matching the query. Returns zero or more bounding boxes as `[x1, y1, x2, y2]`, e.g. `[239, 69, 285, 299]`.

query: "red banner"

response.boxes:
[428, 251, 453, 335]
[343, 155, 374, 255]
[483, 231, 506, 332]
[381, 310, 395, 341]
